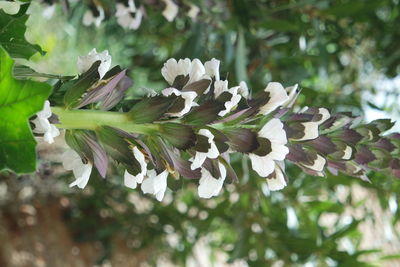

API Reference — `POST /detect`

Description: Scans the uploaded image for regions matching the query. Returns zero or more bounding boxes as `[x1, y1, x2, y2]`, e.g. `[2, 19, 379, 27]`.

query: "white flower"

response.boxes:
[32, 100, 60, 144]
[115, 0, 143, 30]
[238, 81, 249, 98]
[0, 1, 20, 14]
[63, 149, 93, 189]
[342, 146, 353, 160]
[161, 58, 206, 85]
[188, 59, 206, 84]
[302, 154, 326, 172]
[82, 6, 105, 27]
[249, 118, 289, 177]
[198, 162, 226, 198]
[267, 163, 287, 191]
[124, 146, 147, 189]
[42, 4, 56, 19]
[218, 86, 241, 117]
[161, 88, 198, 117]
[282, 84, 299, 108]
[259, 82, 289, 115]
[213, 80, 242, 116]
[161, 58, 191, 85]
[190, 129, 220, 170]
[204, 58, 220, 81]
[294, 108, 330, 141]
[141, 169, 168, 201]
[77, 48, 112, 79]
[214, 80, 228, 97]
[162, 0, 178, 22]
[187, 3, 200, 20]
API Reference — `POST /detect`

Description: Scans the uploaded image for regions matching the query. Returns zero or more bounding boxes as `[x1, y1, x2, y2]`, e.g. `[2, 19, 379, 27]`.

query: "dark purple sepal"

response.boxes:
[332, 129, 363, 146]
[370, 119, 395, 133]
[205, 127, 229, 153]
[100, 76, 133, 110]
[76, 69, 127, 108]
[183, 101, 223, 125]
[63, 61, 101, 108]
[128, 95, 174, 123]
[219, 156, 238, 183]
[284, 123, 306, 140]
[224, 128, 258, 153]
[172, 74, 190, 90]
[182, 78, 212, 94]
[309, 136, 337, 156]
[159, 123, 196, 150]
[375, 138, 396, 152]
[157, 139, 201, 179]
[390, 159, 400, 178]
[65, 130, 108, 178]
[354, 145, 376, 165]
[96, 126, 141, 175]
[286, 144, 312, 165]
[203, 158, 222, 180]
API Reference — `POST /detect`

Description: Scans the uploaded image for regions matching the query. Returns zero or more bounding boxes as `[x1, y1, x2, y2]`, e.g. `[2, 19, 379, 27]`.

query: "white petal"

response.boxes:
[282, 84, 299, 108]
[124, 170, 139, 189]
[259, 82, 289, 115]
[82, 10, 95, 26]
[249, 154, 275, 177]
[268, 143, 289, 161]
[187, 4, 200, 20]
[204, 58, 220, 81]
[188, 59, 205, 84]
[190, 152, 207, 170]
[190, 129, 220, 169]
[129, 8, 143, 30]
[207, 141, 220, 159]
[303, 154, 326, 172]
[267, 164, 287, 191]
[162, 88, 197, 117]
[77, 49, 111, 79]
[42, 4, 56, 19]
[37, 100, 52, 119]
[43, 124, 60, 144]
[62, 150, 81, 171]
[97, 50, 112, 79]
[342, 146, 352, 160]
[295, 122, 319, 141]
[318, 108, 330, 124]
[198, 163, 226, 198]
[133, 146, 147, 182]
[162, 0, 178, 22]
[238, 81, 249, 98]
[161, 59, 179, 85]
[141, 170, 168, 201]
[214, 80, 228, 98]
[0, 1, 20, 14]
[259, 118, 287, 144]
[218, 90, 241, 116]
[178, 58, 191, 76]
[70, 163, 93, 189]
[32, 117, 50, 134]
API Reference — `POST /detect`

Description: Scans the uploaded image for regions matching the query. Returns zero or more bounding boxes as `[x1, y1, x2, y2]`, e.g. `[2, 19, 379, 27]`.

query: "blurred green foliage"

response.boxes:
[22, 0, 400, 265]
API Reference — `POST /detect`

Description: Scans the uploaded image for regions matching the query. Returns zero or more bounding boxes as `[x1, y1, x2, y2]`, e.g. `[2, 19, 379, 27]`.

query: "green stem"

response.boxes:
[51, 107, 159, 134]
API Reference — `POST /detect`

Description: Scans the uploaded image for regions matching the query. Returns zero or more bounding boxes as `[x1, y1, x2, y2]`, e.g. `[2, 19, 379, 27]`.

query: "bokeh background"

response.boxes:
[1, 0, 400, 266]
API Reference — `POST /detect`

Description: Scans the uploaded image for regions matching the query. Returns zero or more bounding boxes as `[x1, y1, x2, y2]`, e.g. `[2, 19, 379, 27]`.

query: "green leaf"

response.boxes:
[235, 28, 248, 83]
[0, 46, 51, 173]
[0, 9, 45, 59]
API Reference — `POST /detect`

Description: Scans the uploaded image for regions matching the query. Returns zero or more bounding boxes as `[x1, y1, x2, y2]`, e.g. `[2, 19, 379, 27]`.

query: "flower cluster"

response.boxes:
[33, 49, 400, 202]
[39, 0, 200, 30]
